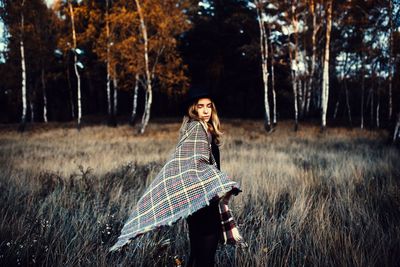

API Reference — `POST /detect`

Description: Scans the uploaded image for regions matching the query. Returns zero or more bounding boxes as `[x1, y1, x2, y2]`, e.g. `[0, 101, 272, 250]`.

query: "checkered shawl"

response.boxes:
[219, 201, 247, 247]
[109, 120, 242, 251]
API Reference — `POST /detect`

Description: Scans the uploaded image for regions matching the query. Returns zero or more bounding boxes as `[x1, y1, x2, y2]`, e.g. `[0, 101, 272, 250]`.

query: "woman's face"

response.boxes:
[196, 98, 212, 123]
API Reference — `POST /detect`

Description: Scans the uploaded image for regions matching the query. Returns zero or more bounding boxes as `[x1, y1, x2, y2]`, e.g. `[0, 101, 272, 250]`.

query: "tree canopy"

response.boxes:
[0, 0, 399, 133]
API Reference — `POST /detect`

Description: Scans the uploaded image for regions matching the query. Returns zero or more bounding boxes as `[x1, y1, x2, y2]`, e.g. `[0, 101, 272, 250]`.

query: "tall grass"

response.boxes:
[0, 120, 399, 266]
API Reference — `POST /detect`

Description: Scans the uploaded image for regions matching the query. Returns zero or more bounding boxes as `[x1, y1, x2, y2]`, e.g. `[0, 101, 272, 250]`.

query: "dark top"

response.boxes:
[211, 137, 220, 170]
[187, 134, 222, 237]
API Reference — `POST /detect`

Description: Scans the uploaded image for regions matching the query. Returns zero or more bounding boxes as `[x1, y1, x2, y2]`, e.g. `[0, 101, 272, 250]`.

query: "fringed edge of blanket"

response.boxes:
[109, 185, 242, 252]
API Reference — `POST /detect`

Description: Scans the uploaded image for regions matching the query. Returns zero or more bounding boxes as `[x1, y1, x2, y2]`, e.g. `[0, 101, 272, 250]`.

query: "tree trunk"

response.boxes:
[135, 0, 153, 134]
[388, 0, 393, 121]
[290, 1, 299, 131]
[106, 0, 112, 119]
[298, 79, 303, 118]
[376, 80, 380, 128]
[333, 89, 340, 120]
[113, 75, 118, 118]
[360, 56, 365, 129]
[305, 79, 311, 115]
[41, 68, 48, 123]
[344, 79, 352, 126]
[300, 79, 307, 118]
[268, 28, 277, 126]
[255, 1, 271, 131]
[370, 83, 374, 128]
[131, 74, 139, 125]
[270, 51, 277, 126]
[141, 87, 147, 126]
[68, 0, 82, 129]
[321, 0, 332, 131]
[19, 0, 27, 131]
[292, 78, 299, 131]
[310, 0, 318, 113]
[393, 113, 400, 143]
[141, 89, 152, 134]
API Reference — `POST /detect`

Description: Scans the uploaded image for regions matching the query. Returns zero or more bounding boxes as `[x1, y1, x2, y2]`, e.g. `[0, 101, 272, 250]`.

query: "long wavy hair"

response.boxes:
[179, 99, 223, 145]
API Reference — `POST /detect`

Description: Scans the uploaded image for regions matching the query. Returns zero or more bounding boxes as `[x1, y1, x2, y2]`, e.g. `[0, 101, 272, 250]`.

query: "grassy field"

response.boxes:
[0, 119, 399, 266]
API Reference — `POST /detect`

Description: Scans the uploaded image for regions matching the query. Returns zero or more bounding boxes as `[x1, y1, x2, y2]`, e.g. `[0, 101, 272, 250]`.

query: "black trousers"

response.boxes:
[187, 201, 221, 267]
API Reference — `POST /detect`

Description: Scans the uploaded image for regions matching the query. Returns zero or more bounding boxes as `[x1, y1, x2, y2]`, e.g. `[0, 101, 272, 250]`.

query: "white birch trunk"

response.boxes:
[360, 56, 365, 129]
[20, 0, 27, 129]
[106, 0, 112, 117]
[141, 90, 152, 133]
[271, 56, 277, 125]
[106, 57, 111, 118]
[41, 68, 48, 123]
[292, 78, 299, 130]
[141, 87, 147, 126]
[388, 0, 393, 120]
[393, 113, 400, 143]
[131, 73, 139, 124]
[290, 1, 299, 130]
[310, 0, 318, 112]
[321, 0, 332, 130]
[113, 75, 118, 117]
[135, 0, 153, 134]
[68, 1, 82, 128]
[255, 1, 271, 131]
[268, 28, 277, 125]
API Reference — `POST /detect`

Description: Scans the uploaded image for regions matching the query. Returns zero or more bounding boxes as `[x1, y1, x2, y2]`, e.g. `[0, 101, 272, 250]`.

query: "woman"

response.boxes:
[184, 93, 245, 266]
[110, 87, 244, 266]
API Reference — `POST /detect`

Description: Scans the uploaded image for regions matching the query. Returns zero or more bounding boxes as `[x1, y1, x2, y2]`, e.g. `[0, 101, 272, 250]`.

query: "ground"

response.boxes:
[0, 119, 399, 266]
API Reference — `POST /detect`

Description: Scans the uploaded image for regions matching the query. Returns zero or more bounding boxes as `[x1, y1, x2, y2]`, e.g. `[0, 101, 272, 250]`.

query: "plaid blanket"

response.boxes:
[219, 195, 247, 247]
[110, 120, 243, 251]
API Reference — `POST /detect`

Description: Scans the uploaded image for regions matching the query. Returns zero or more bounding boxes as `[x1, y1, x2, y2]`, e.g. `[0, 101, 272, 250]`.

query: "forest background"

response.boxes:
[1, 0, 400, 136]
[1, 1, 400, 266]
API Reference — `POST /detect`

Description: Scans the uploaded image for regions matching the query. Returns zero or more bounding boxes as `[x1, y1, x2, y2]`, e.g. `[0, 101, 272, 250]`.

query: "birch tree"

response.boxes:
[394, 112, 400, 143]
[321, 0, 332, 131]
[388, 0, 394, 121]
[134, 0, 152, 134]
[67, 0, 82, 129]
[254, 0, 272, 131]
[19, 0, 27, 131]
[289, 0, 300, 131]
[113, 66, 118, 120]
[35, 5, 57, 123]
[131, 0, 190, 133]
[95, 0, 189, 130]
[105, 0, 113, 124]
[131, 73, 140, 124]
[269, 28, 278, 126]
[360, 54, 365, 129]
[308, 0, 320, 114]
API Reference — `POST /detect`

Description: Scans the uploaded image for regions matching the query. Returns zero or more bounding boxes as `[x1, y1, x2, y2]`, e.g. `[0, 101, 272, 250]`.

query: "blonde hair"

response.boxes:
[179, 99, 223, 145]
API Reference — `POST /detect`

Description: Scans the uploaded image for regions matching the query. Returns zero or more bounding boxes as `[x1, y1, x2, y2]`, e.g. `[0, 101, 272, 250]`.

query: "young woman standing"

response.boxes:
[110, 86, 244, 266]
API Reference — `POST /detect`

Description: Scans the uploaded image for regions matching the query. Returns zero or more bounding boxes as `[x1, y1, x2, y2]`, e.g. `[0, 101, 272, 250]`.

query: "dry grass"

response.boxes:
[0, 119, 399, 266]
